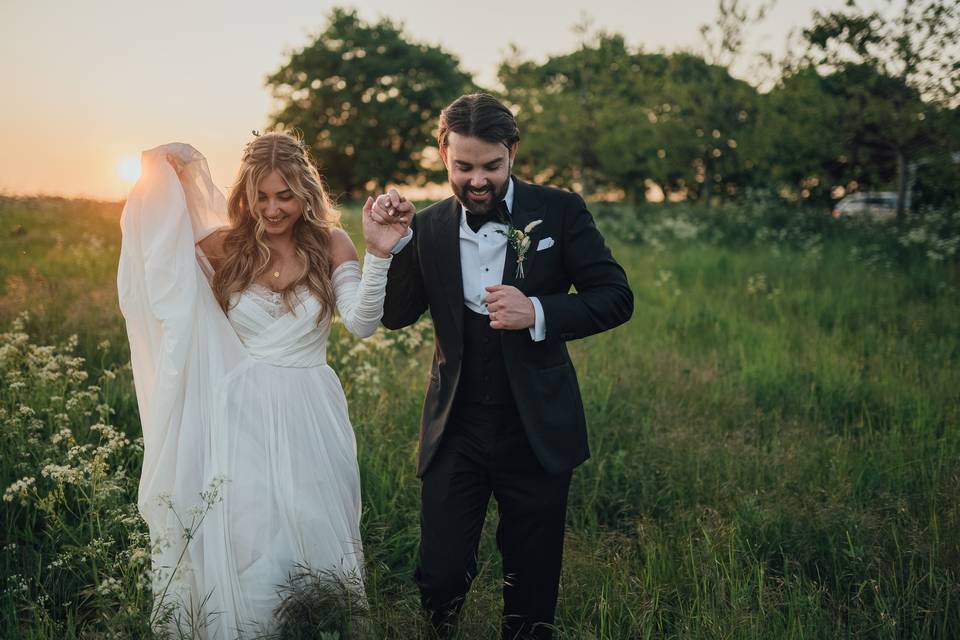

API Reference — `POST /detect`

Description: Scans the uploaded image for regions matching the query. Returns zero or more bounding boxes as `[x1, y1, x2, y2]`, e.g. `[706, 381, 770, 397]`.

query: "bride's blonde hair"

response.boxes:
[212, 131, 340, 321]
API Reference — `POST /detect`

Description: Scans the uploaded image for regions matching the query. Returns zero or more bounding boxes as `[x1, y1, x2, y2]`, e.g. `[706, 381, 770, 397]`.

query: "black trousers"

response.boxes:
[415, 401, 572, 640]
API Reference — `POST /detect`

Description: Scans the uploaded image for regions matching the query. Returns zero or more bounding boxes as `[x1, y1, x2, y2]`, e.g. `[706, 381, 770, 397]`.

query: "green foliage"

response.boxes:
[802, 0, 960, 218]
[273, 566, 368, 639]
[656, 53, 759, 205]
[266, 7, 472, 198]
[499, 32, 660, 199]
[592, 195, 960, 269]
[753, 67, 848, 204]
[256, 4, 960, 215]
[3, 197, 960, 638]
[499, 34, 759, 206]
[803, 0, 960, 106]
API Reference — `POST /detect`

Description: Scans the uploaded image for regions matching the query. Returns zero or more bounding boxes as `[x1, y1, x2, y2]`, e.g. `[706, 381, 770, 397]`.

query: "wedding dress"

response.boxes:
[117, 144, 389, 638]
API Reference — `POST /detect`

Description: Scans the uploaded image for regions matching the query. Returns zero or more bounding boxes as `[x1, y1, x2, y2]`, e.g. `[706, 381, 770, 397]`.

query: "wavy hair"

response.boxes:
[211, 131, 340, 322]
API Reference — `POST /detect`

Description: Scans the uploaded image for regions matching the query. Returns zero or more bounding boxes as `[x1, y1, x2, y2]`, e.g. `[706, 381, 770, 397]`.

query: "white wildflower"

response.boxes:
[3, 477, 35, 505]
[41, 464, 84, 484]
[96, 576, 121, 596]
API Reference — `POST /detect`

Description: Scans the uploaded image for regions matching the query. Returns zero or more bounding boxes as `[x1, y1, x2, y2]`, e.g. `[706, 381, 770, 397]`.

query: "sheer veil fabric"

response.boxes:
[118, 144, 387, 638]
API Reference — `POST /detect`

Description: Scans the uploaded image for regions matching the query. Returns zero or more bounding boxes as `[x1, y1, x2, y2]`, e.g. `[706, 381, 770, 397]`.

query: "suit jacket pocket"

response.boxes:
[518, 359, 587, 472]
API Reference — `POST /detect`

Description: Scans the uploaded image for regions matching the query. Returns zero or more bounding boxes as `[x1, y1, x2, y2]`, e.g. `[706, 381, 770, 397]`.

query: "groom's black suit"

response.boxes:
[383, 178, 632, 474]
[382, 177, 632, 638]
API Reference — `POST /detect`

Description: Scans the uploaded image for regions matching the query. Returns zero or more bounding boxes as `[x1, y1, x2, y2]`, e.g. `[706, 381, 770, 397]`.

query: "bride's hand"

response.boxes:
[363, 189, 414, 258]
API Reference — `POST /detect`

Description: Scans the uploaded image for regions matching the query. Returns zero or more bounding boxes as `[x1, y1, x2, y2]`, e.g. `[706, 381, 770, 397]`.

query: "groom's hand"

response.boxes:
[370, 189, 415, 225]
[485, 285, 535, 330]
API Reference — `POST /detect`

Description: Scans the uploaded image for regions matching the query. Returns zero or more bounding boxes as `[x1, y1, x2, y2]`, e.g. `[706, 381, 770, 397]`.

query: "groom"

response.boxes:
[375, 93, 633, 639]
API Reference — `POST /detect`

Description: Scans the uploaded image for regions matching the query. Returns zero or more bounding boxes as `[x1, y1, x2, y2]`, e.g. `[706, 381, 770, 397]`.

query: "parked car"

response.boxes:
[832, 192, 900, 220]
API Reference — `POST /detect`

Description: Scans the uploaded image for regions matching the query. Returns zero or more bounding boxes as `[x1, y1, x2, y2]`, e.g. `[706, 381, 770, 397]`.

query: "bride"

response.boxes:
[117, 132, 412, 638]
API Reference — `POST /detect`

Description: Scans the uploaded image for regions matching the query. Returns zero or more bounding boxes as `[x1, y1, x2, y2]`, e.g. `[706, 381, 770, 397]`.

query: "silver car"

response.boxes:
[832, 192, 900, 220]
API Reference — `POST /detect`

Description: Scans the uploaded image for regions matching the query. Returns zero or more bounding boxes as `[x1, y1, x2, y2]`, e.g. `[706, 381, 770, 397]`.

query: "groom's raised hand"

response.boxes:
[369, 189, 415, 225]
[485, 285, 535, 331]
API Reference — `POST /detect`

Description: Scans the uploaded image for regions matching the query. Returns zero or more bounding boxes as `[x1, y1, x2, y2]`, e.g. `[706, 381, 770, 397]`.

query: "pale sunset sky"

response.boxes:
[2, 0, 846, 201]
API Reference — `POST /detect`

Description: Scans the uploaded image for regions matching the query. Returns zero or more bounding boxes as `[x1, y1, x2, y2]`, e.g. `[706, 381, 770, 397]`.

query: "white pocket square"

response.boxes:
[536, 237, 555, 251]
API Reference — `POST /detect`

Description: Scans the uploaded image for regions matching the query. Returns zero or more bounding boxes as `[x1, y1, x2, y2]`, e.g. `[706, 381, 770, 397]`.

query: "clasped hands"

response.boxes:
[368, 189, 535, 331]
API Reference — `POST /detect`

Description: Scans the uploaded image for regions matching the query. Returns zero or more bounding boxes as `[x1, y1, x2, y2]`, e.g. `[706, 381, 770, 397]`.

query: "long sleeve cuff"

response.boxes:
[528, 296, 546, 342]
[390, 228, 414, 254]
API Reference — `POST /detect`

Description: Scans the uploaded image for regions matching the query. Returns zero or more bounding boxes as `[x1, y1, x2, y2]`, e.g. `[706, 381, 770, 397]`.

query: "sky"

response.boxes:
[1, 0, 848, 201]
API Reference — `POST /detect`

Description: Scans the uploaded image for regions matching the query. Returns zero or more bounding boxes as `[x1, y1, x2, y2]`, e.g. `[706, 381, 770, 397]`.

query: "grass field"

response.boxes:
[1, 195, 958, 638]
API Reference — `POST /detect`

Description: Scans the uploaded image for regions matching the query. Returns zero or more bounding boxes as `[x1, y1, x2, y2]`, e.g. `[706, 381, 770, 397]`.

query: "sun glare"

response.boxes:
[117, 155, 141, 183]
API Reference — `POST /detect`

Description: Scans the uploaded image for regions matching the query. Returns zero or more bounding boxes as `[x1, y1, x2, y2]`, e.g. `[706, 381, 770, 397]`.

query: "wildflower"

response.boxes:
[96, 576, 121, 596]
[41, 463, 84, 484]
[50, 427, 74, 445]
[3, 477, 35, 505]
[746, 274, 768, 296]
[654, 270, 674, 288]
[5, 574, 29, 595]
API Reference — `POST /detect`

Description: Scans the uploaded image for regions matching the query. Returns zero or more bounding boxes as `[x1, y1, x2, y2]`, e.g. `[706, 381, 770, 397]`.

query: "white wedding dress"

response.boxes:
[117, 144, 389, 638]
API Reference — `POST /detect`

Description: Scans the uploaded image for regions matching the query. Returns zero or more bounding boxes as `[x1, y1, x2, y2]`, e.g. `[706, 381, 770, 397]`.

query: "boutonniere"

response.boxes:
[497, 220, 543, 278]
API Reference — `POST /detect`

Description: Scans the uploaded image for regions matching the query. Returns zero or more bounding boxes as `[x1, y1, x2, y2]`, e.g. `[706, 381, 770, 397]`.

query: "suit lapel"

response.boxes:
[433, 197, 465, 339]
[501, 178, 546, 291]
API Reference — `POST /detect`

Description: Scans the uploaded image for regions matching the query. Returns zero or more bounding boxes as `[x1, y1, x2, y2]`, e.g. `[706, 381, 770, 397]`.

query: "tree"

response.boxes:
[266, 8, 472, 198]
[499, 32, 760, 206]
[802, 0, 960, 220]
[498, 30, 646, 197]
[755, 66, 867, 206]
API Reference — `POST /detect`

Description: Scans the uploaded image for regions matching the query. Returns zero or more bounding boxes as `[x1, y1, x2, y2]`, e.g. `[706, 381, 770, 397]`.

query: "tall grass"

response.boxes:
[1, 195, 958, 638]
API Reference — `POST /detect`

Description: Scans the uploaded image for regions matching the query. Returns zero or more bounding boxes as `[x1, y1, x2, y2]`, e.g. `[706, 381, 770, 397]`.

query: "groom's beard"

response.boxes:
[450, 174, 510, 215]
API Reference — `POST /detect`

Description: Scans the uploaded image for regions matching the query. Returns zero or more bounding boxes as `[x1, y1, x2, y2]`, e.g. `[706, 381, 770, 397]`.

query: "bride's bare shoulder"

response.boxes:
[198, 227, 229, 270]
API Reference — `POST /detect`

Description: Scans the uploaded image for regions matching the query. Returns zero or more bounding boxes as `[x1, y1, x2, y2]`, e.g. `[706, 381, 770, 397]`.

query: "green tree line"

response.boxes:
[266, 2, 960, 219]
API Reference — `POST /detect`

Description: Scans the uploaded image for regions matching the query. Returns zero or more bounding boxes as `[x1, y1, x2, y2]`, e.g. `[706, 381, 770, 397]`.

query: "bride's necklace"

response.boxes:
[271, 257, 286, 279]
[268, 247, 297, 281]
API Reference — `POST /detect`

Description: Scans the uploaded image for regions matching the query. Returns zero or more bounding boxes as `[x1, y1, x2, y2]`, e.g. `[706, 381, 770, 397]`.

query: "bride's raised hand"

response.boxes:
[363, 189, 414, 258]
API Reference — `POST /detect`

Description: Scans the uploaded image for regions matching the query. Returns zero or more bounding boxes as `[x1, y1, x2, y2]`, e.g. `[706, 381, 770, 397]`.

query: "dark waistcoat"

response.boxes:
[454, 307, 514, 406]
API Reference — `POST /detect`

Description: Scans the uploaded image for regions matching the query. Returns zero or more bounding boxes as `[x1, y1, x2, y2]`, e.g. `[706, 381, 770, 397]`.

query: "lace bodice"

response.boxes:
[240, 282, 310, 320]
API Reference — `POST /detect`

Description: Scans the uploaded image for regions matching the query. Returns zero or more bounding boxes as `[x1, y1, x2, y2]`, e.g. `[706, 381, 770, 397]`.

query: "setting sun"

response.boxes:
[116, 155, 141, 183]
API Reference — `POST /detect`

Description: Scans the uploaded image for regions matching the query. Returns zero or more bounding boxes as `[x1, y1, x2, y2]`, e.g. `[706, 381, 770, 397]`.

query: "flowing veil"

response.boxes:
[118, 144, 244, 629]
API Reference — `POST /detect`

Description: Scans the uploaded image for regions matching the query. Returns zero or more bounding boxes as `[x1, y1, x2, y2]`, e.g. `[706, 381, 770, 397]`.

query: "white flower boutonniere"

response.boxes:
[498, 219, 543, 279]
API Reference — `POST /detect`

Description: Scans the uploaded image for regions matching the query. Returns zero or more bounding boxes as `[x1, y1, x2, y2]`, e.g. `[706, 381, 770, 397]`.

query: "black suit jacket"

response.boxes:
[382, 178, 633, 476]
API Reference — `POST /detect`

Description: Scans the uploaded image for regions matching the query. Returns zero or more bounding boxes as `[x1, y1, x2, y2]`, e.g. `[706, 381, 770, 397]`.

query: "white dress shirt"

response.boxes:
[391, 178, 546, 342]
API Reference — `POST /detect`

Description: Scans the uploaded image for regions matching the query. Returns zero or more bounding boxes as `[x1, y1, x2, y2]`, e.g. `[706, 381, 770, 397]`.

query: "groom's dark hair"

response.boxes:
[437, 93, 520, 150]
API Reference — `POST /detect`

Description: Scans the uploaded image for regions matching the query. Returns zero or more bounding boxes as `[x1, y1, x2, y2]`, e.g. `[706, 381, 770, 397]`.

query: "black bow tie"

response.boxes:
[466, 200, 510, 233]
